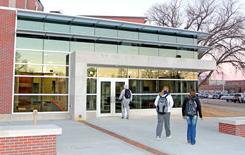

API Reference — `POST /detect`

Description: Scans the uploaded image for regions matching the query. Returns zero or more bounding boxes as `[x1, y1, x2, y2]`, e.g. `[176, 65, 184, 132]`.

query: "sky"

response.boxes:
[40, 0, 245, 81]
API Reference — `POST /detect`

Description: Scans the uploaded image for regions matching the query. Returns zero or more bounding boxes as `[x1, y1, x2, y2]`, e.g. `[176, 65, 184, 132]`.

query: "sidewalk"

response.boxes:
[1, 116, 245, 155]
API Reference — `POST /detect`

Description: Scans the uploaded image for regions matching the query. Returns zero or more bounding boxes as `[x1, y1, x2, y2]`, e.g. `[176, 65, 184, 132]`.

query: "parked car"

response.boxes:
[232, 93, 245, 103]
[220, 94, 235, 102]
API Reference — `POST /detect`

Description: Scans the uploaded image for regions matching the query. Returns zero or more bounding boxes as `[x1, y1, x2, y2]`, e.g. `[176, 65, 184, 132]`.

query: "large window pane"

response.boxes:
[95, 43, 117, 54]
[178, 71, 197, 80]
[159, 49, 176, 57]
[70, 42, 94, 53]
[17, 20, 44, 31]
[131, 95, 156, 109]
[87, 95, 96, 110]
[16, 50, 42, 64]
[87, 79, 97, 94]
[139, 69, 158, 78]
[95, 28, 117, 38]
[129, 80, 157, 93]
[44, 52, 69, 65]
[43, 66, 68, 76]
[118, 45, 138, 55]
[182, 81, 197, 93]
[15, 65, 43, 75]
[71, 25, 94, 36]
[14, 95, 68, 112]
[139, 47, 158, 56]
[45, 23, 70, 33]
[159, 80, 181, 93]
[97, 67, 127, 78]
[118, 30, 138, 40]
[177, 50, 194, 59]
[172, 95, 182, 107]
[44, 40, 69, 52]
[87, 67, 97, 77]
[177, 37, 194, 45]
[158, 70, 173, 79]
[16, 37, 43, 50]
[159, 35, 176, 43]
[139, 32, 158, 41]
[15, 77, 68, 94]
[128, 68, 139, 78]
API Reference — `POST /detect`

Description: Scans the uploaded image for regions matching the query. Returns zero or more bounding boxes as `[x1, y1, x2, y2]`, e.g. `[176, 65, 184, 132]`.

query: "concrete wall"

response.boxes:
[70, 52, 216, 120]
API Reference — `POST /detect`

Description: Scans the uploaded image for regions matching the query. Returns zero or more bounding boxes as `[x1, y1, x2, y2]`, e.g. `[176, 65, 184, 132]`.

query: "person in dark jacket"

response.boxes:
[182, 89, 202, 145]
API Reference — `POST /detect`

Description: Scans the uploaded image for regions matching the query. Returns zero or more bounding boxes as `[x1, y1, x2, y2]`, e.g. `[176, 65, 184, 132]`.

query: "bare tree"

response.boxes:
[146, 0, 245, 86]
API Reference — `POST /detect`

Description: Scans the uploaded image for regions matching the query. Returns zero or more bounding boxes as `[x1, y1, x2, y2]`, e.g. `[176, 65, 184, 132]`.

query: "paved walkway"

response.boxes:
[1, 115, 245, 155]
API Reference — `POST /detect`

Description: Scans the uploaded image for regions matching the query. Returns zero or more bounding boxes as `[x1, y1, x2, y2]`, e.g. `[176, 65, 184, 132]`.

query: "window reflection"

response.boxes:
[97, 67, 127, 78]
[43, 52, 69, 65]
[131, 95, 156, 109]
[87, 67, 97, 77]
[14, 95, 68, 112]
[16, 50, 42, 64]
[139, 69, 158, 78]
[16, 37, 43, 50]
[15, 77, 68, 94]
[87, 79, 97, 94]
[87, 95, 96, 110]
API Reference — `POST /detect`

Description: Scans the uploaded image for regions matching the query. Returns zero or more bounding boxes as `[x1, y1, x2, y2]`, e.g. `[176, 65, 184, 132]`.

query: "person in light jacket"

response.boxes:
[154, 86, 174, 140]
[119, 84, 132, 119]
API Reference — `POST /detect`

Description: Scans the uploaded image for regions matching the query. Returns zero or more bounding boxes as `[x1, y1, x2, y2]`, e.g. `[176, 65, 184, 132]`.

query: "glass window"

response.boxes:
[17, 20, 44, 31]
[14, 95, 68, 112]
[131, 95, 156, 109]
[97, 67, 127, 78]
[118, 45, 138, 55]
[172, 95, 182, 107]
[87, 67, 97, 77]
[158, 70, 173, 79]
[87, 95, 96, 110]
[139, 69, 158, 78]
[43, 66, 69, 76]
[16, 37, 43, 50]
[14, 77, 68, 94]
[95, 43, 117, 54]
[44, 40, 69, 52]
[129, 80, 157, 93]
[15, 65, 43, 75]
[71, 25, 94, 36]
[139, 47, 158, 56]
[177, 50, 194, 59]
[43, 52, 69, 65]
[95, 28, 117, 38]
[139, 32, 158, 41]
[118, 30, 138, 40]
[158, 49, 176, 57]
[45, 23, 70, 33]
[128, 68, 139, 78]
[159, 80, 181, 93]
[70, 42, 94, 53]
[87, 79, 97, 94]
[177, 37, 194, 45]
[178, 71, 198, 80]
[182, 81, 196, 93]
[15, 50, 42, 64]
[159, 35, 176, 43]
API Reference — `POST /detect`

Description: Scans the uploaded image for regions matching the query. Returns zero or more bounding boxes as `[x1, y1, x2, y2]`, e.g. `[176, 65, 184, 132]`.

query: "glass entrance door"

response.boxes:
[97, 78, 128, 116]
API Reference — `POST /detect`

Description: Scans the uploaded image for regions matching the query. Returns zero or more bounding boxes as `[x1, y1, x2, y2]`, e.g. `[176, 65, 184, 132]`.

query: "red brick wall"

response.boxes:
[0, 9, 16, 114]
[219, 123, 245, 137]
[0, 0, 9, 6]
[16, 0, 25, 9]
[27, 0, 36, 10]
[0, 135, 56, 155]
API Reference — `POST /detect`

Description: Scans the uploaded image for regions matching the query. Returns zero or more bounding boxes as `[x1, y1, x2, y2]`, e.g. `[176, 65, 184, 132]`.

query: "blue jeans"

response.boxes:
[186, 115, 197, 145]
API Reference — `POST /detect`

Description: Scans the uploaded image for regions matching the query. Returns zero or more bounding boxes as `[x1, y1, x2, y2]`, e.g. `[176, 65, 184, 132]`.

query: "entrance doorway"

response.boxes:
[97, 78, 128, 116]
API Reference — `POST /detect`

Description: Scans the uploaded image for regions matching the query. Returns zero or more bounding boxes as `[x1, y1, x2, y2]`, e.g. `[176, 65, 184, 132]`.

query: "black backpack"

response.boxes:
[185, 98, 197, 116]
[124, 89, 131, 99]
[156, 95, 168, 114]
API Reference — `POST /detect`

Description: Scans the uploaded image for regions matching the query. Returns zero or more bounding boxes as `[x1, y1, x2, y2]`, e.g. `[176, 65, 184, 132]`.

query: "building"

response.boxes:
[0, 1, 216, 121]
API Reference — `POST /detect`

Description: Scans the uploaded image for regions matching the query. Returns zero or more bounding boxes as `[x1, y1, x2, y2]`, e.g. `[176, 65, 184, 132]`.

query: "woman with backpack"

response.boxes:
[154, 86, 174, 140]
[182, 89, 203, 145]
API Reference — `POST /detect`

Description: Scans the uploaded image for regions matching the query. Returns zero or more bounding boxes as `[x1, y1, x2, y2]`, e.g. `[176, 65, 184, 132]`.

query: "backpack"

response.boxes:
[185, 98, 197, 116]
[124, 89, 131, 99]
[156, 95, 168, 114]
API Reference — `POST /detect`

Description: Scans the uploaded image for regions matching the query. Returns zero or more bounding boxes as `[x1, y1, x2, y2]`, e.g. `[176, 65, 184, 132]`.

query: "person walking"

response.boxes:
[119, 84, 132, 119]
[182, 89, 203, 145]
[155, 86, 174, 140]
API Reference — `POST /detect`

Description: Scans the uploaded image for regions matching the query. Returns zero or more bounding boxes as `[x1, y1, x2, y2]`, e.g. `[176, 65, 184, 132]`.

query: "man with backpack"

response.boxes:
[154, 86, 174, 140]
[119, 84, 132, 119]
[182, 89, 203, 145]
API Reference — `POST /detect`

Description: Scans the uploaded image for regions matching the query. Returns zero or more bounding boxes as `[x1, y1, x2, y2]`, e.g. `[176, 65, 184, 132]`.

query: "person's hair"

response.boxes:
[160, 86, 169, 96]
[189, 89, 196, 96]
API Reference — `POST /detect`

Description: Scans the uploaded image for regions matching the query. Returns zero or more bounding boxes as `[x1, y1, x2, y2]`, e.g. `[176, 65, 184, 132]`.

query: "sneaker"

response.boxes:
[166, 135, 172, 139]
[156, 136, 161, 141]
[187, 140, 191, 144]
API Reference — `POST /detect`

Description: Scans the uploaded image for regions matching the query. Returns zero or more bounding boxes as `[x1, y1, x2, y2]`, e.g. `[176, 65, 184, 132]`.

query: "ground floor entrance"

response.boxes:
[97, 78, 128, 117]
